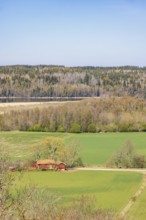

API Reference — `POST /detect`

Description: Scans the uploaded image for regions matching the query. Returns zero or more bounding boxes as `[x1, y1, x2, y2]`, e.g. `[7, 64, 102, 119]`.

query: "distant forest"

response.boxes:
[0, 65, 146, 99]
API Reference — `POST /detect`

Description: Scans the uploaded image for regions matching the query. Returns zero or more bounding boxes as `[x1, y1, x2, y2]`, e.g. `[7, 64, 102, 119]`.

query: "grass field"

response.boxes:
[16, 170, 142, 212]
[1, 131, 146, 165]
[1, 131, 145, 217]
[67, 132, 146, 165]
[126, 182, 146, 220]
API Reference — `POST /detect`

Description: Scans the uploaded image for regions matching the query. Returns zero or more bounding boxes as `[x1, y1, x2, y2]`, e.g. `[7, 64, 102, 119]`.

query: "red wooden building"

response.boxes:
[36, 159, 56, 170]
[56, 161, 67, 170]
[36, 159, 67, 170]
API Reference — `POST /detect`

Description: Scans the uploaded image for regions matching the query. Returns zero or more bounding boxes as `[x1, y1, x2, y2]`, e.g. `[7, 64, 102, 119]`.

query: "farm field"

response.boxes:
[126, 181, 146, 220]
[16, 170, 142, 212]
[0, 100, 80, 113]
[0, 131, 146, 166]
[1, 131, 146, 218]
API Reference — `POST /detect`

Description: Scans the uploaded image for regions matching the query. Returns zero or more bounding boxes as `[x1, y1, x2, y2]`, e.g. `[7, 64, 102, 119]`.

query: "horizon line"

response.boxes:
[0, 64, 145, 68]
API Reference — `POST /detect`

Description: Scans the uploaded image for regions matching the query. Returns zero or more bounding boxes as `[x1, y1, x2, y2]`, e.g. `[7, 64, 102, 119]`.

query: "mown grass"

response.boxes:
[16, 170, 142, 212]
[1, 131, 146, 165]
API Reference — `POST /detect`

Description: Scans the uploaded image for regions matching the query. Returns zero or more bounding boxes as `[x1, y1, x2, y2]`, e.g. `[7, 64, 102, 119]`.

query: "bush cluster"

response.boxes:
[108, 141, 146, 168]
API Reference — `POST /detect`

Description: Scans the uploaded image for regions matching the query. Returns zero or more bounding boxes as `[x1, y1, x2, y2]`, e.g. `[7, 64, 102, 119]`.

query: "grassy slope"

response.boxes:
[1, 131, 146, 165]
[17, 171, 142, 211]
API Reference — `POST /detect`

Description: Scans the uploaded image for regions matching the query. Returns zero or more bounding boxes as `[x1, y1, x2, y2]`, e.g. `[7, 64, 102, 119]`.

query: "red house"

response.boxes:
[36, 159, 67, 170]
[56, 161, 67, 170]
[36, 159, 55, 170]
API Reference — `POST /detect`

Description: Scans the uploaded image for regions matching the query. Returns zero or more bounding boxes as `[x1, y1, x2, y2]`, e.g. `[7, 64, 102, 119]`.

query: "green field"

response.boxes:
[67, 132, 146, 165]
[1, 131, 146, 165]
[126, 183, 146, 220]
[16, 170, 142, 212]
[1, 131, 146, 217]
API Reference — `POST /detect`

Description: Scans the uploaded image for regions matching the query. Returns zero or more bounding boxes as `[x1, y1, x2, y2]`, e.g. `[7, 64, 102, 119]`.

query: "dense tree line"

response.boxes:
[0, 97, 146, 132]
[0, 65, 145, 98]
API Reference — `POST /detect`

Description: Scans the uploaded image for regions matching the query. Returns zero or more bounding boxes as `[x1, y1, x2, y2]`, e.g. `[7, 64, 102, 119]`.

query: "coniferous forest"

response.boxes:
[0, 65, 145, 99]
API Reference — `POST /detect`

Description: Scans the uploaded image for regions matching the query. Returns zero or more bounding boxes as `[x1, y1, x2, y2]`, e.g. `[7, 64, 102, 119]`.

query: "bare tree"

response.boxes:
[0, 150, 20, 219]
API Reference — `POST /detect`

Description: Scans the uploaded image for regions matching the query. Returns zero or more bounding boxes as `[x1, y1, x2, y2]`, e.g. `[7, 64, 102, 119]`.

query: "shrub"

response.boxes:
[108, 140, 146, 168]
[142, 124, 146, 131]
[133, 154, 146, 168]
[72, 157, 84, 167]
[105, 123, 118, 132]
[57, 125, 65, 132]
[28, 124, 45, 132]
[70, 123, 81, 133]
[88, 123, 96, 132]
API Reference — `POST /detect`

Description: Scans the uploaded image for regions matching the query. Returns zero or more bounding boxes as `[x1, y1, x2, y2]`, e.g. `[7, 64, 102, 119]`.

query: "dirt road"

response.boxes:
[76, 167, 146, 173]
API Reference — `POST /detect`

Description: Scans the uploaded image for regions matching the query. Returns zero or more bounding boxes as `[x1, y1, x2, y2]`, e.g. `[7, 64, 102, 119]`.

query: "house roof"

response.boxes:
[36, 159, 55, 165]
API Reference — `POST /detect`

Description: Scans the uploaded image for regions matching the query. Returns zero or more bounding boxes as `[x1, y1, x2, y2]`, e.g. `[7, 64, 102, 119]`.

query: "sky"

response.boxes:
[0, 0, 146, 66]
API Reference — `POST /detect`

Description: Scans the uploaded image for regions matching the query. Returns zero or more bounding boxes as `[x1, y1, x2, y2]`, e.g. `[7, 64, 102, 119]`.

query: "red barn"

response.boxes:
[56, 161, 67, 170]
[36, 159, 55, 170]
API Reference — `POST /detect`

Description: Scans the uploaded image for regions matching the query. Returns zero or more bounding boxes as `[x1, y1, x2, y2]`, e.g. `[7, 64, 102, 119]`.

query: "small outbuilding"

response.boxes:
[56, 161, 67, 170]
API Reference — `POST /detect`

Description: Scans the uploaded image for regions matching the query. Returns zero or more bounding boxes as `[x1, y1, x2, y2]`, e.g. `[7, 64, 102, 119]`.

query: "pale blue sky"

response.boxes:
[0, 0, 146, 66]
